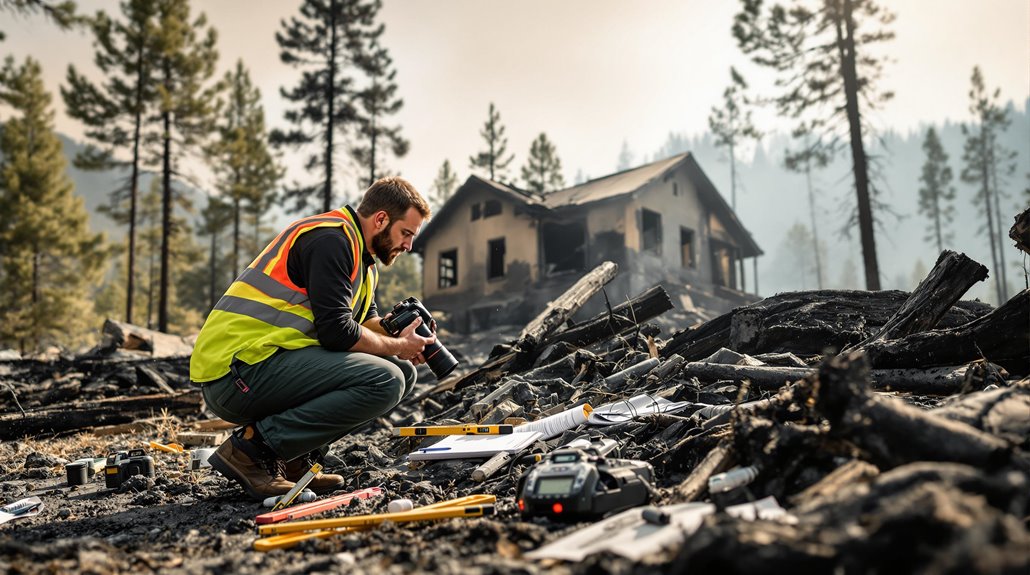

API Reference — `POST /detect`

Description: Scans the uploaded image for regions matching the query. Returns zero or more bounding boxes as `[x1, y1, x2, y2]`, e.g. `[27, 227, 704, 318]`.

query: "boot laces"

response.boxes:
[261, 456, 287, 480]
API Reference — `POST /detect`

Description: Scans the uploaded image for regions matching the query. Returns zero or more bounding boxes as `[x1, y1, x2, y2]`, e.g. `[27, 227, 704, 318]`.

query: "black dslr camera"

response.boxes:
[517, 447, 654, 521]
[105, 448, 155, 489]
[381, 297, 459, 379]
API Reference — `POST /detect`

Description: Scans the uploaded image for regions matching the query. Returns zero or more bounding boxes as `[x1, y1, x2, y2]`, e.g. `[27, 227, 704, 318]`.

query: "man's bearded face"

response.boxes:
[372, 221, 403, 266]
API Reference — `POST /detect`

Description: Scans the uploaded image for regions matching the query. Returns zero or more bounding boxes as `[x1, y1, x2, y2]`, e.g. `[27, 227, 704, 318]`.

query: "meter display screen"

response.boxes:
[536, 476, 575, 495]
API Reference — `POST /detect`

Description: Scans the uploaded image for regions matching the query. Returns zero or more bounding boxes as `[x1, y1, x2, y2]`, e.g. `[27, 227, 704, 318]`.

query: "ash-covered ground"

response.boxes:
[1, 294, 1029, 574]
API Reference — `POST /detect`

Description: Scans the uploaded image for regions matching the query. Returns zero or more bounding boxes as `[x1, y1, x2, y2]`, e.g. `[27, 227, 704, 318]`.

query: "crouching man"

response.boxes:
[189, 177, 434, 500]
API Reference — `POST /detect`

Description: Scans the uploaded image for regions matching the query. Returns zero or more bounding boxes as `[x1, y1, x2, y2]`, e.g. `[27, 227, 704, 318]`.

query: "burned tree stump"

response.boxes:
[843, 250, 988, 353]
[865, 289, 1030, 374]
[93, 319, 194, 358]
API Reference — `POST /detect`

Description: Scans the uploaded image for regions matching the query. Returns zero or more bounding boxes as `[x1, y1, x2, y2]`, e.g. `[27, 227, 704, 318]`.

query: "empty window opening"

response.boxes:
[438, 249, 457, 288]
[542, 220, 586, 274]
[488, 238, 506, 279]
[470, 203, 481, 221]
[672, 182, 679, 196]
[641, 209, 662, 253]
[483, 199, 502, 218]
[680, 227, 695, 268]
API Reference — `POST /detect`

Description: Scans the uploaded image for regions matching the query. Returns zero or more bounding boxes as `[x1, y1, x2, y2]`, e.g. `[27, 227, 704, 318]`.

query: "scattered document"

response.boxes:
[517, 404, 592, 439]
[527, 496, 791, 562]
[408, 430, 543, 461]
[0, 496, 43, 525]
[589, 394, 692, 425]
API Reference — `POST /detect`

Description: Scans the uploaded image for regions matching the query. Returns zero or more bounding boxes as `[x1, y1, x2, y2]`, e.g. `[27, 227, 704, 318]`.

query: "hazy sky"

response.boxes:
[2, 0, 1028, 204]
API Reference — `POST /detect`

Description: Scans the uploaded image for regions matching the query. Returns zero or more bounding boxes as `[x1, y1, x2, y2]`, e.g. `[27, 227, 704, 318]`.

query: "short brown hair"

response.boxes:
[356, 177, 431, 223]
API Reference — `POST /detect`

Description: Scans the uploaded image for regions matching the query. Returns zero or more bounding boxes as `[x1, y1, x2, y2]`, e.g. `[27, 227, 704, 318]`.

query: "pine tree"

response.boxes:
[469, 102, 514, 182]
[197, 195, 232, 311]
[779, 222, 823, 290]
[707, 67, 761, 210]
[148, 0, 220, 332]
[0, 0, 78, 41]
[62, 0, 161, 325]
[207, 59, 283, 277]
[273, 0, 380, 213]
[430, 159, 458, 210]
[0, 56, 107, 352]
[961, 66, 1017, 304]
[784, 136, 829, 289]
[917, 127, 956, 254]
[616, 139, 635, 171]
[352, 36, 408, 188]
[521, 132, 565, 194]
[735, 0, 895, 290]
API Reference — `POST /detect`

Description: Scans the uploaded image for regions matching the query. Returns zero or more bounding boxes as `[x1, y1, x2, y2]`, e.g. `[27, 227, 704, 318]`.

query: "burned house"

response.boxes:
[413, 152, 763, 332]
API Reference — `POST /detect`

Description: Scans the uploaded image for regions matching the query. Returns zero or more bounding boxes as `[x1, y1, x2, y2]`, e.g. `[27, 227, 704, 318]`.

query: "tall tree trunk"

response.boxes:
[729, 140, 737, 210]
[988, 141, 1009, 300]
[979, 130, 1002, 304]
[324, 0, 337, 213]
[837, 0, 881, 290]
[31, 250, 40, 351]
[805, 155, 824, 288]
[933, 189, 943, 254]
[368, 107, 376, 188]
[232, 171, 241, 277]
[488, 122, 496, 180]
[127, 34, 145, 326]
[159, 64, 172, 332]
[209, 229, 217, 311]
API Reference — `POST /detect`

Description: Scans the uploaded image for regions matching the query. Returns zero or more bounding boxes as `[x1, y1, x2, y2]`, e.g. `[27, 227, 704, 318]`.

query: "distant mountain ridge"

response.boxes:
[55, 132, 207, 242]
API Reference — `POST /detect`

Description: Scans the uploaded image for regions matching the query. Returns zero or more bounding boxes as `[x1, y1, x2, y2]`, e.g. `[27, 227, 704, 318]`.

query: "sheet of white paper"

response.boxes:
[407, 430, 543, 461]
[588, 394, 692, 425]
[526, 496, 791, 562]
[0, 496, 43, 525]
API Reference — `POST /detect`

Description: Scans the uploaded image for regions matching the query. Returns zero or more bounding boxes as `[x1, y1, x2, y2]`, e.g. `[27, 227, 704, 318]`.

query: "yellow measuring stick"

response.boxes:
[256, 494, 497, 537]
[271, 463, 322, 512]
[392, 424, 514, 436]
[253, 494, 496, 552]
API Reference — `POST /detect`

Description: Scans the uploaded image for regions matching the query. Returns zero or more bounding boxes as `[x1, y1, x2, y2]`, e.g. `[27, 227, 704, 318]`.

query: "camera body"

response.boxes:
[381, 297, 458, 379]
[517, 447, 654, 521]
[105, 448, 155, 489]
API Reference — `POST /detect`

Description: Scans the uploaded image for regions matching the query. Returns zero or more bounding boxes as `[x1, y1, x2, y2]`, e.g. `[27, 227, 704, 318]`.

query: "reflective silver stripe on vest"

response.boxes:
[255, 216, 346, 270]
[213, 294, 316, 336]
[236, 268, 311, 309]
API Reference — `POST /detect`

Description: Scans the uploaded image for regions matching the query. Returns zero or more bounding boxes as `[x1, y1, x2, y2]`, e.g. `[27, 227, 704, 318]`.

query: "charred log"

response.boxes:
[661, 290, 992, 361]
[865, 289, 1030, 374]
[806, 352, 1016, 470]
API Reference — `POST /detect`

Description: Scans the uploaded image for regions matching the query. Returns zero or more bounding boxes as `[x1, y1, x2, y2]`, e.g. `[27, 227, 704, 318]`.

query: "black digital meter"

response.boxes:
[516, 447, 654, 521]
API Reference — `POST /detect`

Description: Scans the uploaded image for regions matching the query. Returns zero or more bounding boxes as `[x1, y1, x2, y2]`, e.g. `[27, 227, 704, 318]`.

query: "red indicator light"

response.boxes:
[517, 499, 524, 511]
[552, 502, 563, 514]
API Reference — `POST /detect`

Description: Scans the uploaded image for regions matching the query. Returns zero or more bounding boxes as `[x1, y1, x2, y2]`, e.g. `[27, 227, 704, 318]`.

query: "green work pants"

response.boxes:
[200, 346, 416, 461]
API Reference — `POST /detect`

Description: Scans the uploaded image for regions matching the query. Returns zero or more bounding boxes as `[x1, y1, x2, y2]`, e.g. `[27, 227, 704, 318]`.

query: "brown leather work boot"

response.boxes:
[208, 433, 295, 501]
[284, 453, 345, 494]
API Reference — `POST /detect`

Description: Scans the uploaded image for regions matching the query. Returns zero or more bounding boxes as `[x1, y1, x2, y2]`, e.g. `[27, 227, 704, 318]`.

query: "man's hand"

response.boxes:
[395, 317, 436, 365]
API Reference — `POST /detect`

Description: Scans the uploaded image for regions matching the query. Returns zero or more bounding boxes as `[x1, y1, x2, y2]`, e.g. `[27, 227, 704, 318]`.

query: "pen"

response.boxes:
[418, 447, 452, 452]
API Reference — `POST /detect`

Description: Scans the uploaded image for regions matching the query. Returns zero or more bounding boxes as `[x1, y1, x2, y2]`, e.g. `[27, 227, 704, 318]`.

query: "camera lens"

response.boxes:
[414, 322, 458, 379]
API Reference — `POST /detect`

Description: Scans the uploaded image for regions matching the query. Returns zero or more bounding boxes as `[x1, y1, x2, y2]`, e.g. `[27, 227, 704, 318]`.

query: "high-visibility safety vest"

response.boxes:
[190, 206, 378, 383]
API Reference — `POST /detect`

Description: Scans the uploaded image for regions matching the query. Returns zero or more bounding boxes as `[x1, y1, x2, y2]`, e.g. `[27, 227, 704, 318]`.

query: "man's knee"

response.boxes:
[367, 363, 408, 411]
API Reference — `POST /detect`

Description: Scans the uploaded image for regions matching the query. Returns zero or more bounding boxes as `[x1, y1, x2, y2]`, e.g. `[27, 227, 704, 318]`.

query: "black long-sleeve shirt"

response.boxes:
[286, 223, 378, 351]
